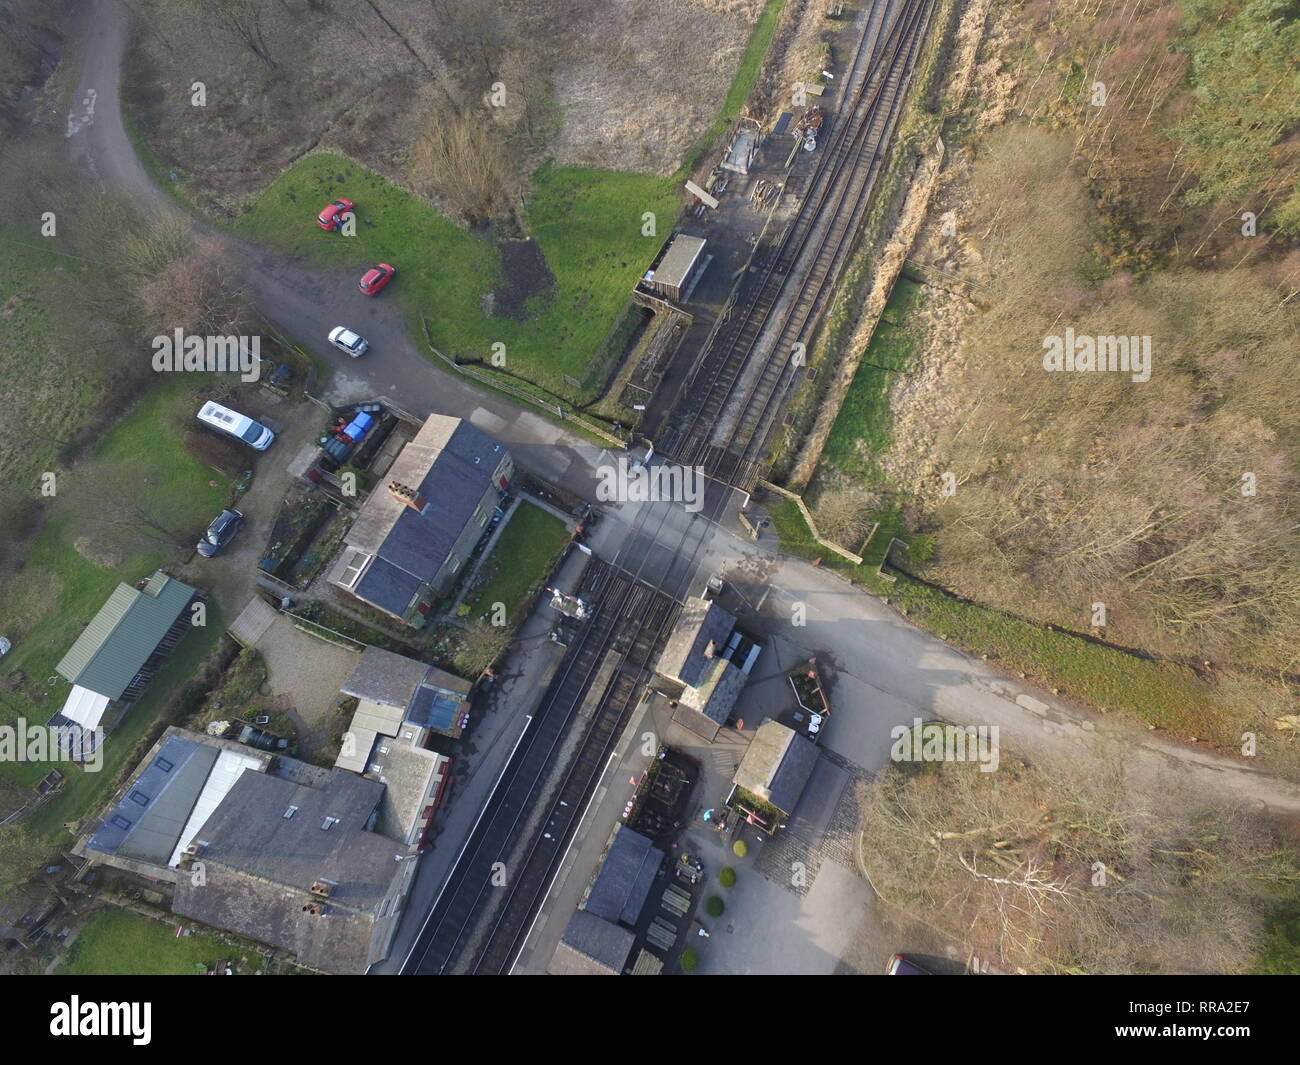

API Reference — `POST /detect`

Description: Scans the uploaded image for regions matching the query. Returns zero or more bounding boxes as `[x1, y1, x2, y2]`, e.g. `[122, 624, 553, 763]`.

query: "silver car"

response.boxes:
[328, 326, 369, 358]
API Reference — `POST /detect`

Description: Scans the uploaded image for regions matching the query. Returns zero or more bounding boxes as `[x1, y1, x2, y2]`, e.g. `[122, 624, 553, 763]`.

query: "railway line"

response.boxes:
[401, 483, 726, 974]
[400, 0, 939, 977]
[657, 0, 937, 490]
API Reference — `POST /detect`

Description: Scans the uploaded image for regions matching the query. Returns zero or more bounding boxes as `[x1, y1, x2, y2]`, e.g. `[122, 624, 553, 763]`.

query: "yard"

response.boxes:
[58, 908, 244, 976]
[459, 501, 570, 627]
[233, 154, 678, 399]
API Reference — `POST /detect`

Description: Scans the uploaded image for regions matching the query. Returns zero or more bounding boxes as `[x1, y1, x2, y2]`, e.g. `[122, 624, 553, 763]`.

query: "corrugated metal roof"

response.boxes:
[56, 571, 196, 698]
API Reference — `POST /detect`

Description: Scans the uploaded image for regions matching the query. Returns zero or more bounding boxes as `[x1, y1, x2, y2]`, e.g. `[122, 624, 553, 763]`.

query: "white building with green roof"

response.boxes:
[53, 570, 199, 735]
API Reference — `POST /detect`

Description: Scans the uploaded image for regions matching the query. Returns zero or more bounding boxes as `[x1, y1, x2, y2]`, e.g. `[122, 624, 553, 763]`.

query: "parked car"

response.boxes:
[358, 263, 395, 295]
[328, 326, 369, 358]
[197, 401, 275, 451]
[196, 508, 244, 558]
[886, 954, 934, 975]
[316, 197, 354, 230]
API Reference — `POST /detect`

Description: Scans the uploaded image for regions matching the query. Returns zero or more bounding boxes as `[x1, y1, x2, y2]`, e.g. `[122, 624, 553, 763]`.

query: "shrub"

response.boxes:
[704, 896, 725, 918]
[719, 867, 737, 888]
[679, 948, 699, 972]
[732, 840, 748, 858]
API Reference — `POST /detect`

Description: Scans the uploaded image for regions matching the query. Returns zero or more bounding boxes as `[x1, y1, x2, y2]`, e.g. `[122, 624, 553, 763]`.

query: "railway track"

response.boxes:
[658, 0, 936, 490]
[402, 485, 722, 974]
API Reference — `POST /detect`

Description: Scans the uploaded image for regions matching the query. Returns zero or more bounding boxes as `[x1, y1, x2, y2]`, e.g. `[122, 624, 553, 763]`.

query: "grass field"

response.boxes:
[0, 379, 230, 824]
[0, 233, 109, 496]
[460, 501, 570, 626]
[58, 908, 235, 976]
[820, 278, 924, 481]
[233, 153, 677, 399]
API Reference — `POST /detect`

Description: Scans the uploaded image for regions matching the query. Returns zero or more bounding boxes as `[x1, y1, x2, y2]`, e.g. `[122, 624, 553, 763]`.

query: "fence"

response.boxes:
[757, 479, 867, 564]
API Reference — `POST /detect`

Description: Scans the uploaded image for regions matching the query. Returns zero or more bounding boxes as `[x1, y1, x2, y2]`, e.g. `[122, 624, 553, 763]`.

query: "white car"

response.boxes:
[328, 326, 369, 358]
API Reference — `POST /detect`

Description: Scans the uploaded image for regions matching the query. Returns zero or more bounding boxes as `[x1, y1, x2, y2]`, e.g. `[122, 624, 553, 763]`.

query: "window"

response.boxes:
[283, 805, 298, 819]
[128, 790, 149, 807]
[154, 757, 174, 773]
[338, 549, 370, 589]
[111, 815, 132, 830]
[320, 816, 340, 831]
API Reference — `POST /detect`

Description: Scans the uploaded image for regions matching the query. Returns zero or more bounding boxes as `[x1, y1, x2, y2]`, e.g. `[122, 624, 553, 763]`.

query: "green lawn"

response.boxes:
[460, 501, 570, 626]
[821, 278, 925, 481]
[233, 153, 678, 399]
[58, 908, 235, 975]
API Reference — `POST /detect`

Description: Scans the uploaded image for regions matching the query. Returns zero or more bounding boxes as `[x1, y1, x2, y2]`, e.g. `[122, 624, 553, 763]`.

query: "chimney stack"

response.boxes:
[389, 481, 427, 512]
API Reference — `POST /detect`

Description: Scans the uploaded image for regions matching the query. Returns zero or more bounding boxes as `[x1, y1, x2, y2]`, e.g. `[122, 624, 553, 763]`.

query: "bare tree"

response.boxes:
[138, 235, 251, 337]
[197, 0, 278, 69]
[860, 747, 1289, 974]
[407, 103, 524, 229]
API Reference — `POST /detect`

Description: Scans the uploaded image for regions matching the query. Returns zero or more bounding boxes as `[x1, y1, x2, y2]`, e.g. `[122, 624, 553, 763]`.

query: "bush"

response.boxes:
[679, 948, 699, 972]
[719, 867, 737, 888]
[732, 840, 748, 858]
[704, 896, 725, 918]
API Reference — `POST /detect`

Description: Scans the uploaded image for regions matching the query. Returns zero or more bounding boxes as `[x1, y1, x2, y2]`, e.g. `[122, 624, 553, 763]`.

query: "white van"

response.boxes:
[197, 401, 275, 451]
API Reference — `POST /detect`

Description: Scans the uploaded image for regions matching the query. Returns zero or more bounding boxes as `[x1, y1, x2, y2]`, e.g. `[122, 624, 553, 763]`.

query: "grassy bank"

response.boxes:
[768, 499, 1242, 746]
[233, 153, 676, 399]
[680, 0, 787, 175]
[819, 278, 924, 481]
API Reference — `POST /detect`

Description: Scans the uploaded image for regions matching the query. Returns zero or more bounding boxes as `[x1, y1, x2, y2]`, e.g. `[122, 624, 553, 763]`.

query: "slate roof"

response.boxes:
[353, 557, 424, 619]
[679, 655, 747, 725]
[550, 910, 635, 976]
[56, 571, 197, 698]
[584, 825, 664, 927]
[180, 767, 390, 901]
[344, 415, 506, 610]
[657, 597, 736, 688]
[88, 733, 218, 863]
[341, 647, 433, 709]
[171, 764, 407, 973]
[733, 720, 819, 815]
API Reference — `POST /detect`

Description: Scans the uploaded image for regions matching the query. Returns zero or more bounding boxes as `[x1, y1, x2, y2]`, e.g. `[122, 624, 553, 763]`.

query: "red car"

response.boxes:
[359, 263, 396, 296]
[316, 198, 354, 230]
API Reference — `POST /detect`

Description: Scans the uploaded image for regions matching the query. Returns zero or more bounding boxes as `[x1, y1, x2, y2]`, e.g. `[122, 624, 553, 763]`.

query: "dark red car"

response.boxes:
[359, 263, 396, 296]
[316, 198, 354, 230]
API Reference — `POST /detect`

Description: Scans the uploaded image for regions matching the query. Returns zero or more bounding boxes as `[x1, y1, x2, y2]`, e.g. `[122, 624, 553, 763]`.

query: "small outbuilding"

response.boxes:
[727, 720, 819, 834]
[641, 233, 708, 302]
